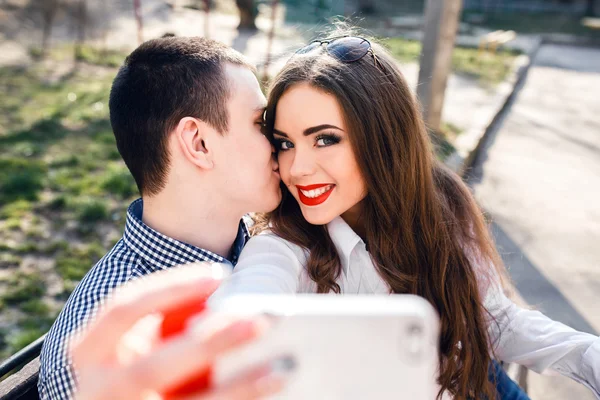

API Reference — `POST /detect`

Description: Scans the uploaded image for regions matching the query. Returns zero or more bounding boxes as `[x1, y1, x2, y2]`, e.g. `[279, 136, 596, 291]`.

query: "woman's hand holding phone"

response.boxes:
[71, 263, 288, 400]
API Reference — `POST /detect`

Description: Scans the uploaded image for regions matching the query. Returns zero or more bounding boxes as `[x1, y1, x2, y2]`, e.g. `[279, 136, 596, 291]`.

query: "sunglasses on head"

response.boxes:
[294, 36, 384, 69]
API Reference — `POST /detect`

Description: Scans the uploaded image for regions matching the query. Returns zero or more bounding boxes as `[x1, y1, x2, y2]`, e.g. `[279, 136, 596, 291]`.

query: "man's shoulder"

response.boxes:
[72, 238, 144, 300]
[39, 238, 143, 383]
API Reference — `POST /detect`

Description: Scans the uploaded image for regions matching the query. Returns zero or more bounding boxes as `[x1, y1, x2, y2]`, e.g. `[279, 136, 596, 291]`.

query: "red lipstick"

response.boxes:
[296, 184, 335, 206]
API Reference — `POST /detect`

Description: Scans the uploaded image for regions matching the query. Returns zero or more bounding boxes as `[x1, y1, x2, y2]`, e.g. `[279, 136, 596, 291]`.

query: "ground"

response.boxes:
[469, 44, 600, 399]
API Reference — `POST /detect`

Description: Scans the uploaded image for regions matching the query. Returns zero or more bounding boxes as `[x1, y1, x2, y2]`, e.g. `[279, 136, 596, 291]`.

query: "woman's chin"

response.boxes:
[300, 208, 336, 226]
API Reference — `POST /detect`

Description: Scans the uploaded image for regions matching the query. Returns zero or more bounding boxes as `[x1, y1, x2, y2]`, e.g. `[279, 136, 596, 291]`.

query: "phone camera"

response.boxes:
[403, 322, 425, 363]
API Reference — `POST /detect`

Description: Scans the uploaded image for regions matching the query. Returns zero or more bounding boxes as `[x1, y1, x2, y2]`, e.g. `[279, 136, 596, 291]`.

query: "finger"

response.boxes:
[117, 313, 163, 364]
[122, 315, 270, 394]
[180, 364, 287, 400]
[72, 262, 228, 367]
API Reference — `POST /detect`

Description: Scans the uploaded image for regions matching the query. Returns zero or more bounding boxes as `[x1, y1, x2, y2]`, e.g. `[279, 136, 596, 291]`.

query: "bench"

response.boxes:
[0, 336, 45, 400]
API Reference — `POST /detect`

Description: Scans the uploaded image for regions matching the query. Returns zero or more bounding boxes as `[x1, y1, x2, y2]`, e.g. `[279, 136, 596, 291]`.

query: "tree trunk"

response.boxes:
[262, 0, 279, 81]
[357, 0, 376, 14]
[134, 0, 144, 44]
[41, 0, 59, 58]
[586, 0, 597, 16]
[417, 0, 463, 133]
[236, 0, 257, 31]
[204, 0, 210, 37]
[74, 0, 87, 60]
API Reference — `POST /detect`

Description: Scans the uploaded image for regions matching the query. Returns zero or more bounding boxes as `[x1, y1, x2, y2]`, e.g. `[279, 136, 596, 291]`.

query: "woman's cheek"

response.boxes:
[278, 156, 292, 186]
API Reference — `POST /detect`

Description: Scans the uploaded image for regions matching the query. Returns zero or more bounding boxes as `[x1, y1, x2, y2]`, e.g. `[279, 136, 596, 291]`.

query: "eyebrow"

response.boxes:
[273, 124, 344, 138]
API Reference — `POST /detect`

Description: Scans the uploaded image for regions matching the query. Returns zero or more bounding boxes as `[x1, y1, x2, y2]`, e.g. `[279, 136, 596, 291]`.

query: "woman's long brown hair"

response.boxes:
[256, 29, 506, 399]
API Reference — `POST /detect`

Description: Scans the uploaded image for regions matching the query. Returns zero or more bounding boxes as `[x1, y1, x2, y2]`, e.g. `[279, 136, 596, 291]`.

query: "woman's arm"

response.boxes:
[484, 283, 600, 398]
[71, 264, 286, 400]
[210, 233, 305, 302]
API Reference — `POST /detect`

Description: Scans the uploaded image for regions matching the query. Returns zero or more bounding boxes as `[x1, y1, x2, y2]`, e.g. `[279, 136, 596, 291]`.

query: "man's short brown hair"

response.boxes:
[109, 37, 254, 196]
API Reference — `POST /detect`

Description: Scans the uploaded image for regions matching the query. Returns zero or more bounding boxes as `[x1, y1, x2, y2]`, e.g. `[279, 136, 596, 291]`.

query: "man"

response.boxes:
[38, 36, 281, 398]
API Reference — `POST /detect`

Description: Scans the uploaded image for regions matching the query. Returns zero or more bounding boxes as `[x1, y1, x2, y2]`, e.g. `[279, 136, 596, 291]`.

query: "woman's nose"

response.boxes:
[289, 148, 316, 178]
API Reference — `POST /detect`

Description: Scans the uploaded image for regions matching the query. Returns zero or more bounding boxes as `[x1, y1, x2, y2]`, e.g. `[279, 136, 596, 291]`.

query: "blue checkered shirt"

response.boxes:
[38, 198, 249, 399]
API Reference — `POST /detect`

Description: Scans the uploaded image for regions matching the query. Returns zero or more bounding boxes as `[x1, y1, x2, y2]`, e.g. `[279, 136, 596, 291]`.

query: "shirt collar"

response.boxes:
[123, 198, 249, 272]
[326, 216, 365, 275]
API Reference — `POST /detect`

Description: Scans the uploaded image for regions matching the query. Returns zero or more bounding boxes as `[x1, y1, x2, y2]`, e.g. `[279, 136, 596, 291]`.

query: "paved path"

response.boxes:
[469, 44, 600, 400]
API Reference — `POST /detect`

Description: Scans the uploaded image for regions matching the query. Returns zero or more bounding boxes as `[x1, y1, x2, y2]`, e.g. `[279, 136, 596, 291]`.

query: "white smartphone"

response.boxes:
[209, 294, 440, 399]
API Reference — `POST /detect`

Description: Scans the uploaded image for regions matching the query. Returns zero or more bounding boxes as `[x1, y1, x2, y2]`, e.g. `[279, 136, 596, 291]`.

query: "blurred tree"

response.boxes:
[204, 0, 211, 37]
[417, 0, 463, 134]
[74, 0, 87, 60]
[236, 0, 258, 30]
[134, 0, 144, 44]
[357, 0, 376, 14]
[99, 0, 109, 52]
[41, 0, 60, 58]
[586, 0, 597, 16]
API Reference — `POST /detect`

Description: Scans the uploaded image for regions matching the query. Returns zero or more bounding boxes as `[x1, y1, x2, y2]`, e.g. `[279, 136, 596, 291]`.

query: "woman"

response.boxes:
[212, 31, 600, 399]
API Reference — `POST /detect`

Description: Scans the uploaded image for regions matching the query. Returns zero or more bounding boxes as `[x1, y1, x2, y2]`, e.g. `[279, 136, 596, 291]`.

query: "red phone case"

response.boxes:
[160, 299, 212, 398]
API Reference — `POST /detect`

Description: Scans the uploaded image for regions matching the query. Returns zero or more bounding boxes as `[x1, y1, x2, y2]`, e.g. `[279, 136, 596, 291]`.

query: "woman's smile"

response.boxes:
[296, 183, 335, 206]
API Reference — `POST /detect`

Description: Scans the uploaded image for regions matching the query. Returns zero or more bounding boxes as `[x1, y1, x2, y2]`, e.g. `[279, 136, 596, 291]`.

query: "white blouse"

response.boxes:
[211, 216, 600, 398]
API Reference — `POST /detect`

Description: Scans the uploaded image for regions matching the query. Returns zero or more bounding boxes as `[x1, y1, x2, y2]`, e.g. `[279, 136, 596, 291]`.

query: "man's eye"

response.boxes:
[255, 121, 267, 134]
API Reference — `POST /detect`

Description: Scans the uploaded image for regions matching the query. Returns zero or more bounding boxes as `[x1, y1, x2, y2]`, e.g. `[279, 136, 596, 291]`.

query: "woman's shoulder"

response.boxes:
[244, 230, 309, 263]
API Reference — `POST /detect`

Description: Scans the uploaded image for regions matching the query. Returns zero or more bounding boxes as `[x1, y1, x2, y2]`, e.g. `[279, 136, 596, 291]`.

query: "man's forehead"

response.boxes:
[224, 63, 266, 109]
[224, 63, 259, 91]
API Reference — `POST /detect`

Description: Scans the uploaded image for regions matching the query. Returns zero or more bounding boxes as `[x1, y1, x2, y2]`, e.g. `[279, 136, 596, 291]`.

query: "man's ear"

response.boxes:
[175, 117, 215, 170]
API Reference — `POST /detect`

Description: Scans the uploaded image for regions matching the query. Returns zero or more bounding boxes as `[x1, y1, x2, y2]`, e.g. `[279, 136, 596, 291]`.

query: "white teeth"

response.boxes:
[299, 185, 333, 198]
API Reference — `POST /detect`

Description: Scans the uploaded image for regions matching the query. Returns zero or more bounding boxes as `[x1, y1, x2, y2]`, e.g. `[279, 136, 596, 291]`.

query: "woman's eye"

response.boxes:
[274, 139, 293, 151]
[316, 135, 340, 147]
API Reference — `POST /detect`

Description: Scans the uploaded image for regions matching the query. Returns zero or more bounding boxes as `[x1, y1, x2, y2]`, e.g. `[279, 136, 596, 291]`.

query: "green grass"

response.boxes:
[463, 11, 600, 38]
[0, 52, 136, 357]
[4, 218, 22, 230]
[6, 328, 46, 355]
[30, 44, 127, 68]
[0, 199, 33, 219]
[4, 313, 56, 355]
[55, 242, 105, 283]
[382, 37, 422, 63]
[20, 298, 51, 316]
[74, 45, 127, 68]
[0, 159, 46, 203]
[47, 195, 68, 211]
[383, 37, 520, 85]
[2, 272, 47, 305]
[0, 253, 22, 269]
[14, 242, 40, 254]
[76, 199, 109, 223]
[42, 240, 70, 255]
[101, 166, 138, 199]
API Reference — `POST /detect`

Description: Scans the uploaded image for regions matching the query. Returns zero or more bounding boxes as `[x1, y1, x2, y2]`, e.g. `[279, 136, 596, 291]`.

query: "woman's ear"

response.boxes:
[175, 117, 215, 170]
